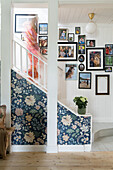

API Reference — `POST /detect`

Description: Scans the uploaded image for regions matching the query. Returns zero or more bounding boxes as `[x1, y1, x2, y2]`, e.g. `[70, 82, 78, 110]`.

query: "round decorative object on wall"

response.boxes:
[79, 55, 84, 62]
[79, 64, 85, 71]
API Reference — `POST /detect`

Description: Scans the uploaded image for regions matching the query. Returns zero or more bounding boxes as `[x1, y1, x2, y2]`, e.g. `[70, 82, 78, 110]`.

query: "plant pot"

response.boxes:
[78, 107, 86, 114]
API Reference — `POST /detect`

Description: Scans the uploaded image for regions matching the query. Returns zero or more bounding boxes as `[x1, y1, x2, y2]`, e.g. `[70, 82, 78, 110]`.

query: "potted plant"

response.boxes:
[73, 96, 88, 114]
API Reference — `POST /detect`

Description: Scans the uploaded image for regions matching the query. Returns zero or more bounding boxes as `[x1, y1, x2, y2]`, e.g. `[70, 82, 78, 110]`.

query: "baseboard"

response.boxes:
[11, 145, 46, 152]
[46, 145, 58, 153]
[58, 144, 91, 152]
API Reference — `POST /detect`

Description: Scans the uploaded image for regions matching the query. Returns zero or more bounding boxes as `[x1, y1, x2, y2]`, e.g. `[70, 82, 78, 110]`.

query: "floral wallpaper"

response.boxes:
[11, 69, 91, 145]
[57, 103, 91, 145]
[11, 70, 47, 145]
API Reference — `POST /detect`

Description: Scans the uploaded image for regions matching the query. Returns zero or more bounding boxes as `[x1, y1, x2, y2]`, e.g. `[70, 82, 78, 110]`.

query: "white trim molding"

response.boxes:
[58, 144, 91, 152]
[46, 146, 58, 153]
[11, 145, 46, 152]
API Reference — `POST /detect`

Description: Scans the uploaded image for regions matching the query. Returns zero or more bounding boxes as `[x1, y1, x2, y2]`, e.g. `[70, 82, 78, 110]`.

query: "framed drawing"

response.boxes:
[105, 56, 113, 66]
[86, 40, 95, 47]
[39, 23, 48, 35]
[39, 36, 48, 47]
[68, 33, 74, 42]
[15, 14, 38, 33]
[65, 64, 77, 80]
[79, 64, 85, 71]
[105, 44, 113, 55]
[75, 27, 81, 34]
[58, 42, 77, 61]
[105, 67, 112, 72]
[78, 55, 85, 62]
[86, 48, 105, 71]
[59, 28, 68, 40]
[79, 72, 91, 89]
[78, 35, 85, 44]
[96, 75, 110, 95]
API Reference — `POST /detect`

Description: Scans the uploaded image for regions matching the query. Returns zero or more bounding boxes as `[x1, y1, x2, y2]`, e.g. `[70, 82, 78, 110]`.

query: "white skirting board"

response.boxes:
[11, 144, 91, 152]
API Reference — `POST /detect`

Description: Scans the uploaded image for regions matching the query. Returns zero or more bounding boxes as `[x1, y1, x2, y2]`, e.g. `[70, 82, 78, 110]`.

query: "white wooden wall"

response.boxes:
[58, 23, 113, 123]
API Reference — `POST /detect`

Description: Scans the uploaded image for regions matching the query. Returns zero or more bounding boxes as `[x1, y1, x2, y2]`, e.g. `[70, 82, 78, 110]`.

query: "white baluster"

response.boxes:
[32, 54, 34, 79]
[44, 63, 46, 88]
[26, 50, 28, 76]
[14, 41, 16, 67]
[38, 59, 40, 84]
[20, 46, 22, 71]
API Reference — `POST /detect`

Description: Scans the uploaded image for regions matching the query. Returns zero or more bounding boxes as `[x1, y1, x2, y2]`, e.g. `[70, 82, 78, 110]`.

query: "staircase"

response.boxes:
[11, 37, 92, 151]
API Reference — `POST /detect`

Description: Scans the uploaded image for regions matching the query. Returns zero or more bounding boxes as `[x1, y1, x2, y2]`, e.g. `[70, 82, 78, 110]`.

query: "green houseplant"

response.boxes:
[73, 96, 88, 114]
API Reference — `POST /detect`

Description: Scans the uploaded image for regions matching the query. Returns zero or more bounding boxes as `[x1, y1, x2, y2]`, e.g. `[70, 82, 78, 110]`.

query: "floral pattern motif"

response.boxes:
[11, 70, 47, 145]
[57, 103, 91, 145]
[11, 70, 91, 145]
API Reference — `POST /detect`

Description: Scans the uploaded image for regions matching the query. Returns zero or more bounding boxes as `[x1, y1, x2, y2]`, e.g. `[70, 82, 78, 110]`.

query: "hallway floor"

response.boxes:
[0, 152, 113, 170]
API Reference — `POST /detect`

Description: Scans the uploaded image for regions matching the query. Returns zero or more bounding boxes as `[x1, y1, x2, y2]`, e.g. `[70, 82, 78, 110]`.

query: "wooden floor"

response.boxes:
[0, 152, 113, 170]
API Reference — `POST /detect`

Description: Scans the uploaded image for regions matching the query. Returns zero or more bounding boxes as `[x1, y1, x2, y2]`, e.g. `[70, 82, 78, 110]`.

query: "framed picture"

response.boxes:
[40, 47, 48, 55]
[68, 33, 74, 42]
[78, 55, 85, 62]
[39, 23, 48, 35]
[39, 36, 48, 47]
[86, 48, 105, 71]
[96, 75, 110, 95]
[79, 64, 85, 71]
[65, 64, 77, 80]
[58, 42, 77, 61]
[86, 40, 95, 47]
[78, 35, 85, 44]
[78, 45, 85, 54]
[15, 14, 38, 33]
[105, 44, 113, 55]
[105, 67, 112, 72]
[59, 28, 68, 40]
[79, 72, 91, 89]
[105, 56, 113, 66]
[75, 27, 81, 34]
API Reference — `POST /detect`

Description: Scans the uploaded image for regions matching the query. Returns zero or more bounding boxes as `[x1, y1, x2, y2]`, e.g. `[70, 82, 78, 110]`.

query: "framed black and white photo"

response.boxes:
[86, 40, 95, 47]
[79, 64, 85, 71]
[79, 72, 91, 89]
[86, 48, 105, 71]
[78, 55, 85, 62]
[65, 64, 77, 80]
[68, 33, 74, 42]
[15, 14, 38, 33]
[96, 75, 110, 95]
[58, 42, 77, 61]
[39, 23, 48, 35]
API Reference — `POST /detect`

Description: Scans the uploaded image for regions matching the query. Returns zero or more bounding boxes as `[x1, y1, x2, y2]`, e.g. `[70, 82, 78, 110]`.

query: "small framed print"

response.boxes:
[59, 28, 68, 40]
[105, 44, 113, 55]
[78, 35, 85, 44]
[86, 48, 105, 71]
[40, 47, 48, 55]
[105, 67, 112, 72]
[68, 33, 74, 42]
[96, 75, 110, 95]
[58, 42, 77, 61]
[39, 36, 48, 47]
[86, 40, 95, 47]
[65, 64, 77, 80]
[78, 45, 85, 54]
[105, 56, 113, 66]
[39, 23, 48, 35]
[79, 64, 85, 71]
[75, 27, 81, 34]
[78, 55, 85, 62]
[79, 72, 91, 89]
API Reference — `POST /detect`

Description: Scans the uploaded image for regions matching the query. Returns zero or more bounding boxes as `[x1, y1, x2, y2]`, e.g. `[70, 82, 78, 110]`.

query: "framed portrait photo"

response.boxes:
[40, 47, 48, 55]
[68, 33, 74, 42]
[75, 27, 81, 34]
[59, 28, 68, 40]
[78, 35, 85, 45]
[96, 75, 110, 95]
[105, 56, 113, 66]
[39, 36, 48, 47]
[105, 44, 113, 55]
[86, 40, 95, 47]
[78, 55, 85, 62]
[39, 23, 48, 35]
[79, 72, 91, 89]
[15, 14, 38, 33]
[79, 64, 85, 71]
[86, 48, 105, 71]
[78, 45, 85, 54]
[65, 64, 77, 80]
[58, 42, 77, 61]
[105, 67, 112, 72]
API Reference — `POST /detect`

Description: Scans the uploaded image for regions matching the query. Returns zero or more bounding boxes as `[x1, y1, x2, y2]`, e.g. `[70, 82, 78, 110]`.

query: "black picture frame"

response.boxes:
[96, 75, 110, 95]
[79, 72, 91, 89]
[86, 48, 105, 71]
[78, 35, 86, 45]
[105, 56, 113, 66]
[58, 42, 77, 61]
[59, 28, 68, 41]
[78, 45, 85, 54]
[105, 44, 113, 56]
[78, 55, 85, 62]
[75, 27, 81, 34]
[39, 23, 48, 35]
[105, 67, 112, 72]
[39, 36, 48, 48]
[68, 33, 74, 42]
[86, 40, 95, 47]
[15, 14, 37, 33]
[79, 64, 85, 71]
